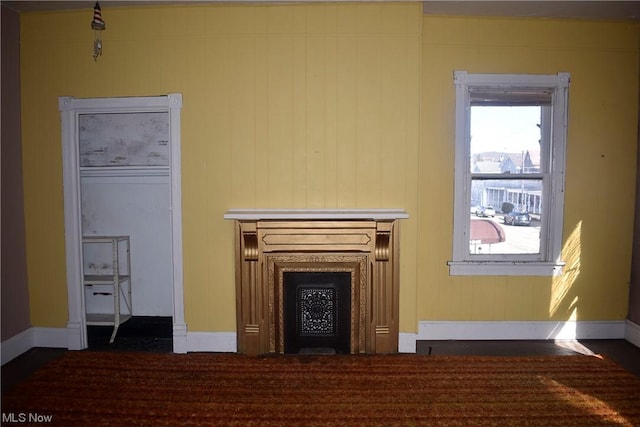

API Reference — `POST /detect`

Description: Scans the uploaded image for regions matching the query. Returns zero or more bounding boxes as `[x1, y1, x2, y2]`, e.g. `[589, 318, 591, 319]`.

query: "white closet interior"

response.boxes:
[79, 111, 173, 317]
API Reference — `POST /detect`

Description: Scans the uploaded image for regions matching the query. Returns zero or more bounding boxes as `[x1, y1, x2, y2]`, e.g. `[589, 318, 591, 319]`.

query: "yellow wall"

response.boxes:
[419, 16, 639, 323]
[20, 3, 422, 331]
[19, 4, 638, 334]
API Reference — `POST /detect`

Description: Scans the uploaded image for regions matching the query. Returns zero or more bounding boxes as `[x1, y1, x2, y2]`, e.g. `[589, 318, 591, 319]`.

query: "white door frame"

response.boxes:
[59, 94, 187, 352]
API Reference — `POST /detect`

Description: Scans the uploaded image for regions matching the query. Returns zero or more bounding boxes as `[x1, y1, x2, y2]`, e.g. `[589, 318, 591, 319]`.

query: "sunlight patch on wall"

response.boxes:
[550, 302, 578, 339]
[550, 220, 582, 317]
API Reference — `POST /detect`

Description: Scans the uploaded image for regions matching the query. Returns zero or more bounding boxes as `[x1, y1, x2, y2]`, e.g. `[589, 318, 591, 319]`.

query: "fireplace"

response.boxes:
[224, 209, 408, 355]
[283, 271, 351, 354]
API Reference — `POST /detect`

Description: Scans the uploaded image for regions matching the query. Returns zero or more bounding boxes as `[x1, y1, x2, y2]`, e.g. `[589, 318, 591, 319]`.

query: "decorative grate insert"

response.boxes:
[283, 271, 351, 354]
[297, 287, 336, 336]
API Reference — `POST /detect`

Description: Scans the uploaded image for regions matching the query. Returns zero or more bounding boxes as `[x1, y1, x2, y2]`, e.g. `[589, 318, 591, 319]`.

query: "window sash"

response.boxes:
[470, 88, 552, 106]
[450, 71, 570, 276]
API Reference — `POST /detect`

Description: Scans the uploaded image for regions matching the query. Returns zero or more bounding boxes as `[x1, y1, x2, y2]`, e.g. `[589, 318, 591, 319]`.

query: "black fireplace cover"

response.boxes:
[283, 272, 351, 354]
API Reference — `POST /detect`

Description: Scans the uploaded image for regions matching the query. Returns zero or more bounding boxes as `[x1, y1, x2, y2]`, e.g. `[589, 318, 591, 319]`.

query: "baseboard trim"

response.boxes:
[4, 321, 635, 364]
[399, 333, 418, 353]
[1, 327, 67, 365]
[1, 328, 33, 365]
[625, 319, 640, 348]
[186, 332, 237, 353]
[66, 321, 84, 350]
[32, 327, 68, 348]
[173, 323, 188, 354]
[417, 320, 627, 341]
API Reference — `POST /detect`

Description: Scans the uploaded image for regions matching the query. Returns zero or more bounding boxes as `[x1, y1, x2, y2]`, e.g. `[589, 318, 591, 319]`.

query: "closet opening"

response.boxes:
[60, 95, 186, 353]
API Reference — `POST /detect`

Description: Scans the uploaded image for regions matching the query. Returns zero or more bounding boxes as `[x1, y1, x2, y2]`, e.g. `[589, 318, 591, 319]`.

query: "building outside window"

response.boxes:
[449, 71, 570, 276]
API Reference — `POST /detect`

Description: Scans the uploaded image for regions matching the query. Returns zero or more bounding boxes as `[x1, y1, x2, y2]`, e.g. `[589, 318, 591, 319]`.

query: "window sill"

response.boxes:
[447, 261, 565, 276]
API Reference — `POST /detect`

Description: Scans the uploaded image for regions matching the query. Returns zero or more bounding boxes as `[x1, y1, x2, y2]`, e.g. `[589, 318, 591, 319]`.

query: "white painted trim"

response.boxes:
[3, 327, 217, 363]
[461, 72, 571, 88]
[168, 93, 187, 353]
[81, 176, 170, 185]
[80, 166, 170, 177]
[32, 327, 68, 348]
[80, 166, 170, 184]
[1, 327, 68, 365]
[66, 320, 84, 350]
[187, 332, 237, 353]
[59, 96, 176, 112]
[224, 208, 409, 221]
[448, 261, 564, 276]
[625, 319, 640, 348]
[399, 333, 418, 353]
[450, 71, 570, 276]
[60, 97, 88, 351]
[1, 328, 33, 365]
[418, 321, 626, 341]
[173, 323, 188, 354]
[59, 94, 186, 352]
[5, 323, 635, 364]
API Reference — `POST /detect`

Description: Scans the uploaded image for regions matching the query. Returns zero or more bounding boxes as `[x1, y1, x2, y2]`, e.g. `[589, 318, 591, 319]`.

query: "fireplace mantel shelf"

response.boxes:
[224, 208, 409, 221]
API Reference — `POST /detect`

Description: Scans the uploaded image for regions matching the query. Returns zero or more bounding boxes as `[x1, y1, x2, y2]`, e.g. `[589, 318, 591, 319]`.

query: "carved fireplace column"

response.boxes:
[224, 209, 408, 356]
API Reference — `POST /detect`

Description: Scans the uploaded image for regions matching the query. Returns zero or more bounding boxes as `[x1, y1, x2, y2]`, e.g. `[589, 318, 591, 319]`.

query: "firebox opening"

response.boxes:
[283, 272, 351, 354]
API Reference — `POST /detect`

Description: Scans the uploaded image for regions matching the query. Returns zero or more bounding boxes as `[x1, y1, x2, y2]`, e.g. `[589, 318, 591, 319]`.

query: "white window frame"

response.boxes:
[448, 71, 570, 276]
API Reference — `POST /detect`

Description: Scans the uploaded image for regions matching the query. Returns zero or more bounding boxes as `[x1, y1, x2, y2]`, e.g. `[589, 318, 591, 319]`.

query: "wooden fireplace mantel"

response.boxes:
[224, 209, 408, 356]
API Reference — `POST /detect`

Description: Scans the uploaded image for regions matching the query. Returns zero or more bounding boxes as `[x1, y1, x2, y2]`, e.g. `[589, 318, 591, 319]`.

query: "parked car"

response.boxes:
[503, 211, 531, 226]
[476, 206, 496, 217]
[470, 205, 480, 214]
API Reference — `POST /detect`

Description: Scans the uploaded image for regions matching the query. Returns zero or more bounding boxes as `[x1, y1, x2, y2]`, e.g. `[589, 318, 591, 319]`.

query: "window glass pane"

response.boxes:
[470, 179, 541, 255]
[470, 106, 542, 174]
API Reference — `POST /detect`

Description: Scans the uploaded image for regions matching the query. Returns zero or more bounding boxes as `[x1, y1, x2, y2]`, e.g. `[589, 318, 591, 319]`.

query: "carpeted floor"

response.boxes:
[3, 352, 640, 426]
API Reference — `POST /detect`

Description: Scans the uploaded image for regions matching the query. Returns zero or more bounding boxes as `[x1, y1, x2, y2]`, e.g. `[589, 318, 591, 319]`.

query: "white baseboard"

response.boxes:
[399, 333, 418, 353]
[1, 327, 234, 364]
[1, 327, 67, 365]
[66, 321, 84, 350]
[32, 327, 68, 348]
[417, 320, 627, 341]
[173, 323, 188, 354]
[1, 328, 33, 365]
[4, 321, 635, 365]
[186, 332, 237, 353]
[625, 319, 640, 348]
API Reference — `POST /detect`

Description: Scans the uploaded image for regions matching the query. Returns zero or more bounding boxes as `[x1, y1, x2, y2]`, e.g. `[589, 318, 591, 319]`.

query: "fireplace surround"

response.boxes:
[224, 209, 408, 355]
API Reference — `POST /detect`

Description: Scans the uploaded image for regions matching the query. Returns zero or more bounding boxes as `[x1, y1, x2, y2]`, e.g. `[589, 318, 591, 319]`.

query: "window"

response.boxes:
[448, 72, 570, 276]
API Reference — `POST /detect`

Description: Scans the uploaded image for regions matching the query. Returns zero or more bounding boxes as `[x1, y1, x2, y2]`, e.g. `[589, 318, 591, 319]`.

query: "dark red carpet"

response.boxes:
[3, 352, 640, 426]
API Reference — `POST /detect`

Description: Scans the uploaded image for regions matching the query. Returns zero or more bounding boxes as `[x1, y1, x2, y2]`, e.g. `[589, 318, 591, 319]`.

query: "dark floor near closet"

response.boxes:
[87, 316, 173, 353]
[3, 337, 640, 394]
[2, 316, 172, 394]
